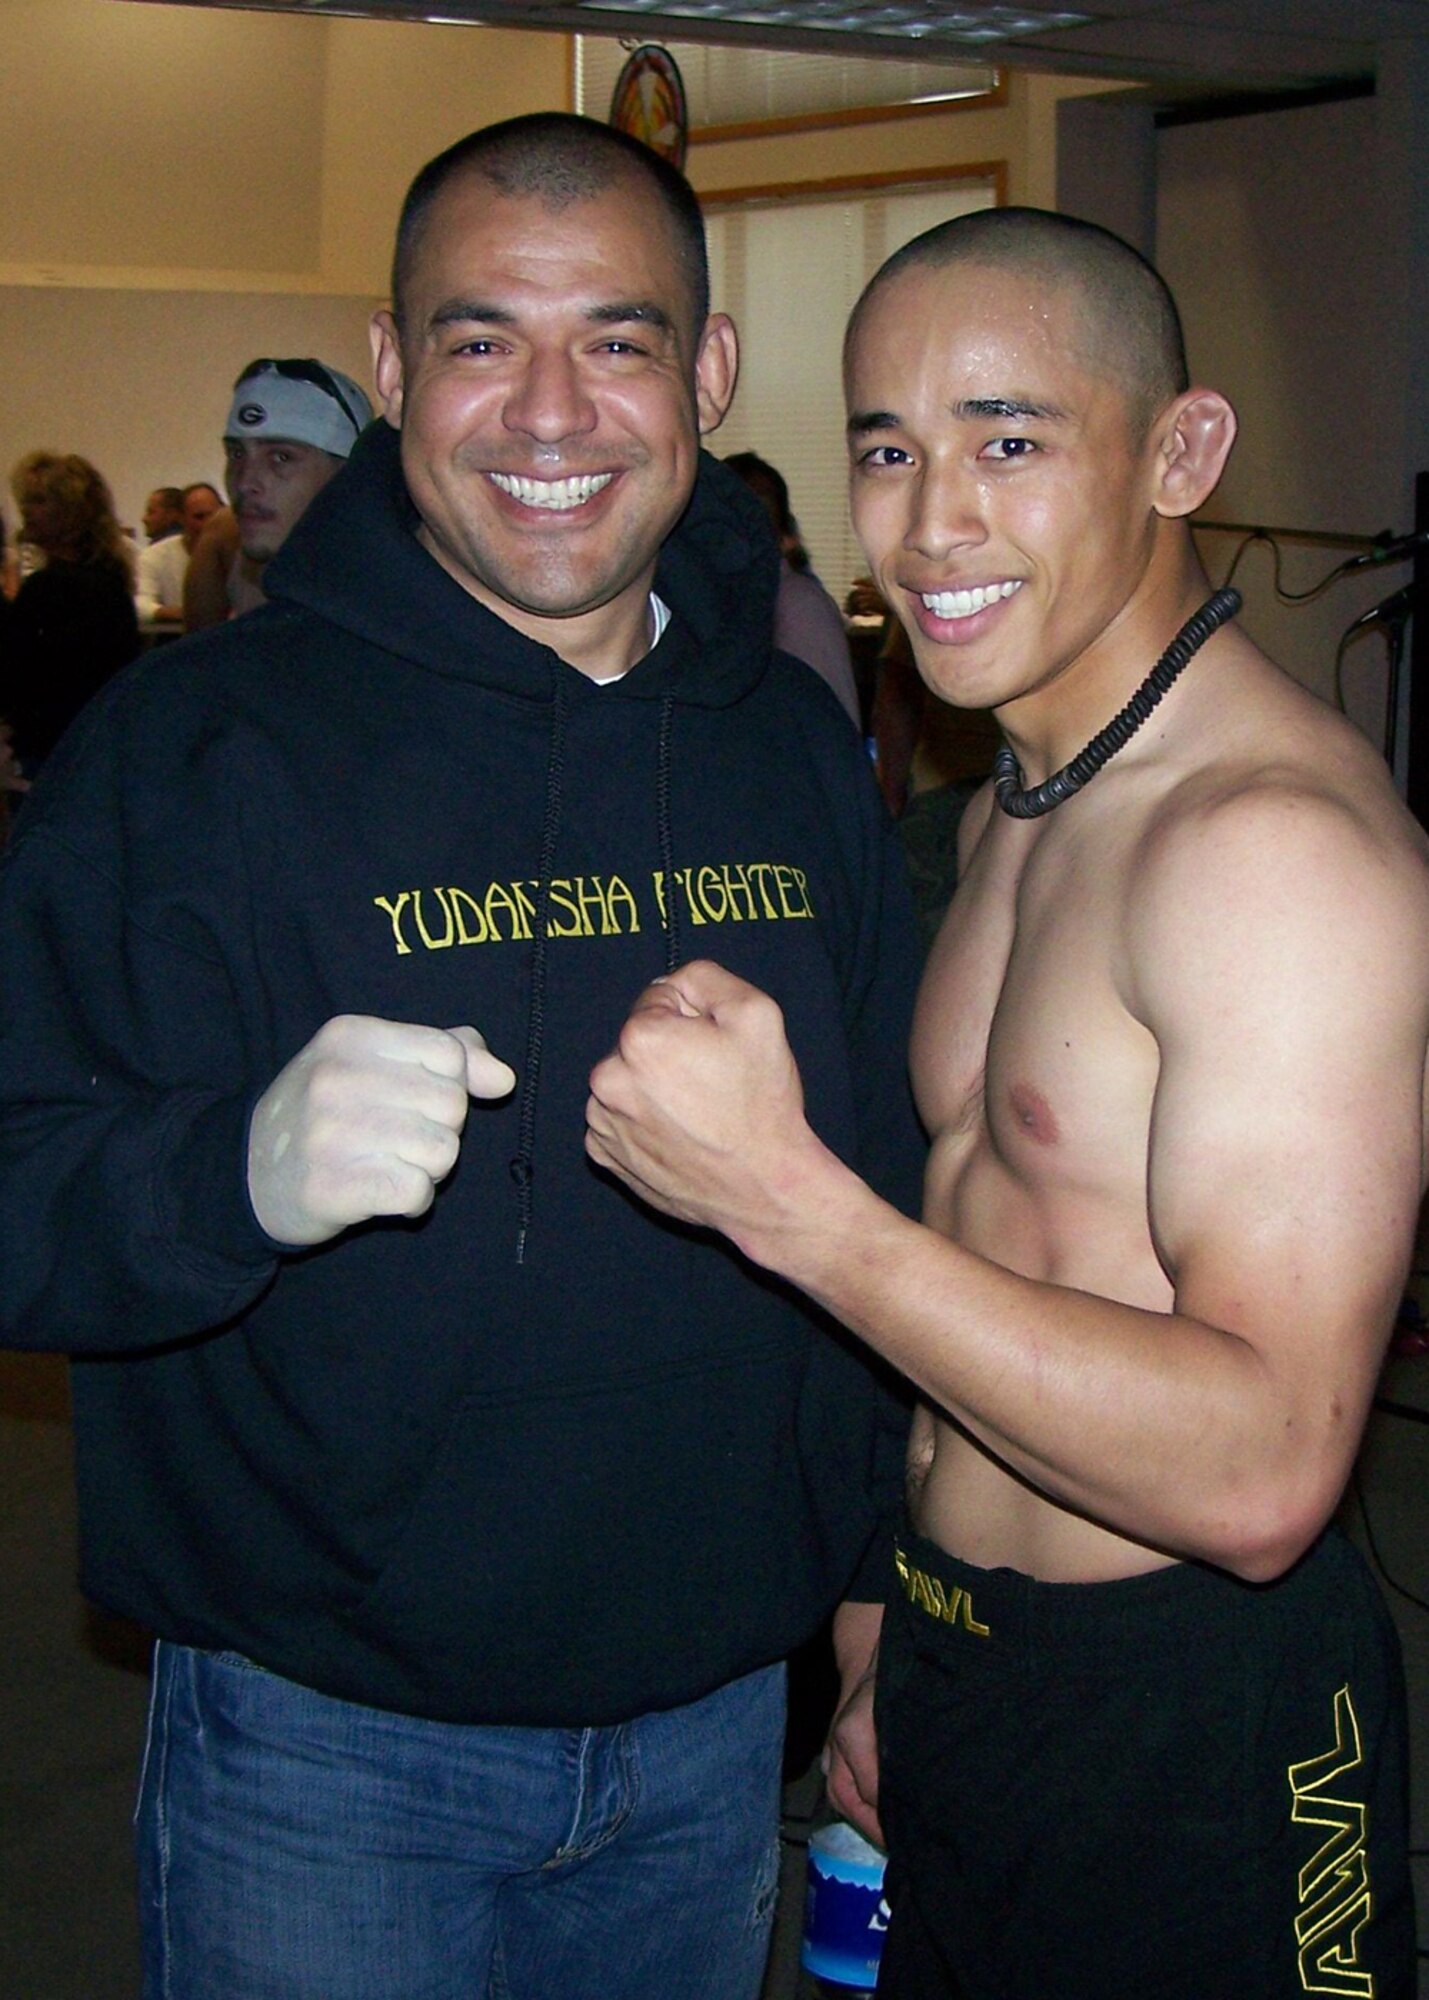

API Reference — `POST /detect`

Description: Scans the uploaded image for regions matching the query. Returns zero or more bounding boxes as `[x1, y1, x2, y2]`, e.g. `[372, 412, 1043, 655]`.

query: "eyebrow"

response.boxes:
[953, 395, 1069, 422]
[427, 298, 676, 336]
[847, 409, 902, 438]
[847, 393, 1069, 437]
[429, 299, 515, 329]
[588, 301, 676, 335]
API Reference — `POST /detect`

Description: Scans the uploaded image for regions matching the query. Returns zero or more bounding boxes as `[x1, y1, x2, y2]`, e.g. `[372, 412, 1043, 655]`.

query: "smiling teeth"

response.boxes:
[490, 472, 614, 511]
[921, 580, 1022, 620]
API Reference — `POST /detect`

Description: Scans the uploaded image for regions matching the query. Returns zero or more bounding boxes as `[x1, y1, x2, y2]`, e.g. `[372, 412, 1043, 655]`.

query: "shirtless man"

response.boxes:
[586, 209, 1429, 1997]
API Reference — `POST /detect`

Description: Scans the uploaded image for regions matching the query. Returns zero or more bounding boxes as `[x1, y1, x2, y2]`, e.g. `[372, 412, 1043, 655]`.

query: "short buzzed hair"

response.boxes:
[847, 206, 1189, 434]
[391, 112, 710, 340]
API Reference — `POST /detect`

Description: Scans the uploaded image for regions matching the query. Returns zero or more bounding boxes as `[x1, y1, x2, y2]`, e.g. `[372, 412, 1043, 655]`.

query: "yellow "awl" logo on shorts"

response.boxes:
[895, 1547, 990, 1636]
[1289, 1684, 1375, 1997]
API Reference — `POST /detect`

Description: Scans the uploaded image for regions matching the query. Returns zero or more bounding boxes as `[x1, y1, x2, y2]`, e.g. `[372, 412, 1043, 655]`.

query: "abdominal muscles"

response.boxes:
[914, 1127, 1180, 1582]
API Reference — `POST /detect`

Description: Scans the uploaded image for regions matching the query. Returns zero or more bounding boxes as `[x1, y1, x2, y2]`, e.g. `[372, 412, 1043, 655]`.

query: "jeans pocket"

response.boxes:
[207, 1649, 273, 1677]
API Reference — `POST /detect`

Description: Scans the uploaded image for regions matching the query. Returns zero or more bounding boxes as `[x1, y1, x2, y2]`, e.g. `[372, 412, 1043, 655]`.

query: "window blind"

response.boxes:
[707, 179, 995, 604]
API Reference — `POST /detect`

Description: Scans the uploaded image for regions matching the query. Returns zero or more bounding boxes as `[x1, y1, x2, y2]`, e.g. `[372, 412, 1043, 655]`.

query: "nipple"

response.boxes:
[1008, 1083, 1059, 1147]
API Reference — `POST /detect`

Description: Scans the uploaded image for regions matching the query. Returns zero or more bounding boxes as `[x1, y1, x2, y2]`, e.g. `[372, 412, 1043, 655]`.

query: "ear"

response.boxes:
[1151, 387, 1237, 519]
[369, 309, 405, 430]
[693, 313, 739, 438]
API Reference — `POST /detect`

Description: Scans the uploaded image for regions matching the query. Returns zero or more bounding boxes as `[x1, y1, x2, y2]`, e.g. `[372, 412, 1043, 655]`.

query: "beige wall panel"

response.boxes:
[320, 21, 571, 294]
[0, 286, 378, 536]
[1159, 97, 1399, 735]
[1, 0, 325, 274]
[1021, 71, 1121, 210]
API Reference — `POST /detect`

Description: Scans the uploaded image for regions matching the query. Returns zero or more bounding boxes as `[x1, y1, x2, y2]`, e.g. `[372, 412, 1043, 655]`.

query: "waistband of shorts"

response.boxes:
[890, 1519, 1353, 1659]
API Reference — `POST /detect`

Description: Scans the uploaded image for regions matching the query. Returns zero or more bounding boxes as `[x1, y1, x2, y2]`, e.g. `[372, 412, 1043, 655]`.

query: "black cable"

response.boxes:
[1332, 624, 1355, 714]
[1374, 1393, 1429, 1428]
[1219, 531, 1373, 605]
[1351, 1464, 1429, 1617]
[1219, 530, 1271, 593]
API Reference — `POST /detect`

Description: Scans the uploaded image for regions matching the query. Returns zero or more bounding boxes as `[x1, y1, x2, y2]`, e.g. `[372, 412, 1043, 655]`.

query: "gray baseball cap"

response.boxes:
[225, 357, 373, 457]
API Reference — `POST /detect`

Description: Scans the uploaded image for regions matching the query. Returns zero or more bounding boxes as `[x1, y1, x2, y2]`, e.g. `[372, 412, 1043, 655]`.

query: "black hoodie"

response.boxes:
[0, 422, 924, 1724]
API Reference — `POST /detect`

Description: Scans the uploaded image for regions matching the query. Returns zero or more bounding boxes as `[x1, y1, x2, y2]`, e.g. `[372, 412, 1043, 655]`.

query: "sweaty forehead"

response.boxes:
[849, 260, 1115, 407]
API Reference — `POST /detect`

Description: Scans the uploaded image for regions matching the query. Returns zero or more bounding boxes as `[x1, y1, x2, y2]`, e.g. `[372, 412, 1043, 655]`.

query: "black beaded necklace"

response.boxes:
[992, 586, 1242, 820]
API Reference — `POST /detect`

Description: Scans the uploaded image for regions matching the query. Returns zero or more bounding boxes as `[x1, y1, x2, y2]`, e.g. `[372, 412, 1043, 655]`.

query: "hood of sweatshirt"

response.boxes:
[261, 417, 781, 709]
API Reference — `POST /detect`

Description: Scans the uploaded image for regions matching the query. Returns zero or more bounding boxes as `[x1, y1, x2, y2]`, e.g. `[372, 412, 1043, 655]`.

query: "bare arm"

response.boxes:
[588, 794, 1429, 1581]
[183, 509, 240, 631]
[824, 1598, 884, 1847]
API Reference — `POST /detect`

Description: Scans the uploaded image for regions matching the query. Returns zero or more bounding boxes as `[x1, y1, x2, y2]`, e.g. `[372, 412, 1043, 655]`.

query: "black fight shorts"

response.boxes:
[875, 1524, 1414, 2000]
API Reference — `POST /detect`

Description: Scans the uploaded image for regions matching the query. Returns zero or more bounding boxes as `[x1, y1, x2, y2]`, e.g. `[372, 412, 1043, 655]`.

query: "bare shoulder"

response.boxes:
[1126, 655, 1429, 1014]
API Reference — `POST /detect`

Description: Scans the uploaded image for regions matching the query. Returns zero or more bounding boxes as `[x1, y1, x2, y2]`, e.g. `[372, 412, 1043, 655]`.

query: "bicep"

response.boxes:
[1143, 835, 1426, 1393]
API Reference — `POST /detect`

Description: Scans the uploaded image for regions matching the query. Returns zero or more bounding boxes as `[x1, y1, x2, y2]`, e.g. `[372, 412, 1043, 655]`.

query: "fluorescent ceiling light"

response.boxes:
[577, 0, 1091, 35]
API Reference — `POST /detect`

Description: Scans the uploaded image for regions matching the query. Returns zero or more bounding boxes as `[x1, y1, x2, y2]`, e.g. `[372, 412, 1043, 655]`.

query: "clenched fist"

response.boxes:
[248, 1014, 515, 1247]
[586, 961, 825, 1259]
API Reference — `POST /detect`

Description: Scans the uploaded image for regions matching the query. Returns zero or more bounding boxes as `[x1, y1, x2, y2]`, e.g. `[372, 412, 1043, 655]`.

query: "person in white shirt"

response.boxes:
[134, 486, 189, 622]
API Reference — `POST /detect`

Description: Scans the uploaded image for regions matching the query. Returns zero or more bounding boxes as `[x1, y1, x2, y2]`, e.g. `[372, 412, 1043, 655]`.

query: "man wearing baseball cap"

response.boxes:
[225, 356, 373, 570]
[187, 356, 374, 625]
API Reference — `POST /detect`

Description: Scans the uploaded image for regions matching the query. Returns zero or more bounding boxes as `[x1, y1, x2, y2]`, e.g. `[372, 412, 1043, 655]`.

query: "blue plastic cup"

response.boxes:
[800, 1819, 890, 1995]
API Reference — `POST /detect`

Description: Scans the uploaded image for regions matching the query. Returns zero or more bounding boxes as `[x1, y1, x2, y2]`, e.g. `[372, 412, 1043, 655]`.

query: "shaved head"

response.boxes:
[847, 207, 1189, 436]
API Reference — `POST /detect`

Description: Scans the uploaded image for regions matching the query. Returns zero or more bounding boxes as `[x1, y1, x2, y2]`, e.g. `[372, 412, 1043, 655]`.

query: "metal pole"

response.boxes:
[1410, 473, 1429, 827]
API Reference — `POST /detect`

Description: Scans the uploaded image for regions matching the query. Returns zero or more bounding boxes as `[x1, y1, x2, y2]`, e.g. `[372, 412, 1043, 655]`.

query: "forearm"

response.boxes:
[0, 832, 278, 1351]
[832, 1597, 883, 1693]
[0, 1086, 277, 1353]
[733, 1147, 1338, 1578]
[825, 1596, 884, 1844]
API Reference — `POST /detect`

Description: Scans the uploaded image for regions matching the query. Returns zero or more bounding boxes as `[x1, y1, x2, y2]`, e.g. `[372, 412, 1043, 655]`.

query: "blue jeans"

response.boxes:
[136, 1641, 785, 2000]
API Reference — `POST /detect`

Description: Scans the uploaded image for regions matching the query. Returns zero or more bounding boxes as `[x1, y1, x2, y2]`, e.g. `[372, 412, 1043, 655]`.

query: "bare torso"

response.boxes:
[908, 633, 1429, 1581]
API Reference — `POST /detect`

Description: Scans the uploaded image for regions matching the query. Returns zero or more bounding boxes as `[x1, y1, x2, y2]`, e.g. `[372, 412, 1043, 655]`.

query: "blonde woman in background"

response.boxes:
[2, 451, 139, 781]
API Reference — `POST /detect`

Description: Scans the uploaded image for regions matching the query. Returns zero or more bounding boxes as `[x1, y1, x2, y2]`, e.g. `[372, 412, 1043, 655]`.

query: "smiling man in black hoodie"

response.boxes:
[0, 115, 922, 1999]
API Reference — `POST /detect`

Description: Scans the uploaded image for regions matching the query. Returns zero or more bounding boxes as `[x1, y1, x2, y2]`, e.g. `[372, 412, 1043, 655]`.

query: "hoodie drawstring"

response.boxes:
[655, 689, 681, 974]
[511, 677, 568, 1265]
[511, 674, 680, 1264]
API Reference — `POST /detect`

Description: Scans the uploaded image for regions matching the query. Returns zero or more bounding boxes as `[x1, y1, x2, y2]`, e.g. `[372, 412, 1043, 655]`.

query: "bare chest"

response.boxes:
[912, 808, 1159, 1214]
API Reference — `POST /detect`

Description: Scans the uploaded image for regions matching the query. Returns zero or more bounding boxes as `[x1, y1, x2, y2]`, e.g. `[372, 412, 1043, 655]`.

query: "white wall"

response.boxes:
[0, 289, 379, 537]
